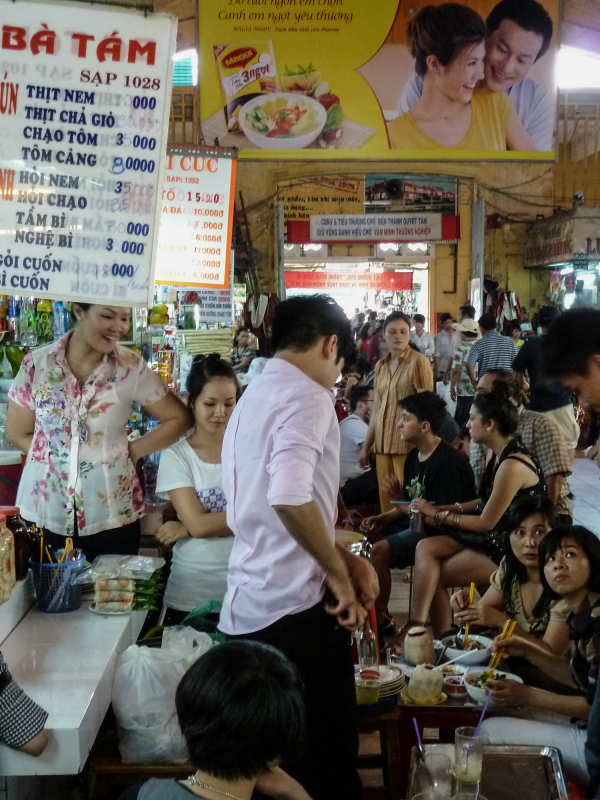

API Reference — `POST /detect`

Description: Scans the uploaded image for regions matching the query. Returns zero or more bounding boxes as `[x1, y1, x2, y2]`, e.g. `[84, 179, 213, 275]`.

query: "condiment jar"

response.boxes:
[0, 514, 15, 602]
[0, 506, 28, 581]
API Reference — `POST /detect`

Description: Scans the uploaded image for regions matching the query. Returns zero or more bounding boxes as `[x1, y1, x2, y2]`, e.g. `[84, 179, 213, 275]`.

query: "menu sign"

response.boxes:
[155, 146, 237, 289]
[0, 0, 176, 306]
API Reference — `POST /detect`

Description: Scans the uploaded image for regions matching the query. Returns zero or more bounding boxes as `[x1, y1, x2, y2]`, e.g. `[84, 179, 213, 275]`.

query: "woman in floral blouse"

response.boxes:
[6, 304, 191, 561]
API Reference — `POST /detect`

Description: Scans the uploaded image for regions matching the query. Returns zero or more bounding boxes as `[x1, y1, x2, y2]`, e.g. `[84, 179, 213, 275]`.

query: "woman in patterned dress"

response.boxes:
[359, 312, 433, 511]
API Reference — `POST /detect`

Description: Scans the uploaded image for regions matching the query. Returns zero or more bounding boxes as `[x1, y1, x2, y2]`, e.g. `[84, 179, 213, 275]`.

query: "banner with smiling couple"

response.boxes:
[199, 0, 558, 161]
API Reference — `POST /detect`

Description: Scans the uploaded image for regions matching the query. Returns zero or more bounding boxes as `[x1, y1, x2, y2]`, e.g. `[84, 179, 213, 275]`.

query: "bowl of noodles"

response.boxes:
[440, 634, 493, 666]
[240, 93, 327, 149]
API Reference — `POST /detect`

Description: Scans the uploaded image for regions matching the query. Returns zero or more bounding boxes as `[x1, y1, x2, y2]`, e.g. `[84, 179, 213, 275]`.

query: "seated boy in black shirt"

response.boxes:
[360, 392, 475, 638]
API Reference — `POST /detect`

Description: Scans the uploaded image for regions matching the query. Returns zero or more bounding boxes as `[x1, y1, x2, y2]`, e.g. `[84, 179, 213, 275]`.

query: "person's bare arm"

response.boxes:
[274, 501, 365, 631]
[506, 108, 536, 151]
[155, 487, 231, 546]
[546, 473, 565, 507]
[466, 364, 477, 389]
[128, 392, 192, 462]
[232, 355, 253, 374]
[488, 678, 589, 718]
[336, 544, 379, 611]
[359, 391, 379, 469]
[492, 634, 577, 686]
[5, 401, 36, 455]
[18, 729, 48, 757]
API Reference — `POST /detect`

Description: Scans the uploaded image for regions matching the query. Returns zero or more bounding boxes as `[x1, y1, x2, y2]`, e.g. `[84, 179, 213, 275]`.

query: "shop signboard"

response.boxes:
[524, 217, 575, 267]
[195, 287, 233, 324]
[155, 146, 237, 289]
[199, 0, 558, 162]
[0, 0, 176, 305]
[309, 213, 442, 243]
[284, 271, 413, 292]
[280, 175, 363, 228]
[365, 175, 457, 215]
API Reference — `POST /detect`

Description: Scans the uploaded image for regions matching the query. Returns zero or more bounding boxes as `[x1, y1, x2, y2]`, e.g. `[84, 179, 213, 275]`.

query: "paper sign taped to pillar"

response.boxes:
[155, 146, 237, 288]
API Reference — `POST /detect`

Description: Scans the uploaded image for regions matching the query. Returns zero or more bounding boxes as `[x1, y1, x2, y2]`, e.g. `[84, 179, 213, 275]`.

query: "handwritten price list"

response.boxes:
[155, 146, 237, 289]
[0, 1, 176, 305]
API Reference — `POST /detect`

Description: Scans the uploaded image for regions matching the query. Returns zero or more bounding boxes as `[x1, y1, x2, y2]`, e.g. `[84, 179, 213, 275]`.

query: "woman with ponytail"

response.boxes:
[402, 380, 547, 637]
[155, 354, 238, 625]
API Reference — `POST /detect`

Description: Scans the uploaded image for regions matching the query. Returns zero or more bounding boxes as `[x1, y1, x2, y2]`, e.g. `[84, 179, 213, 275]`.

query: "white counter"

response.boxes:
[0, 601, 146, 776]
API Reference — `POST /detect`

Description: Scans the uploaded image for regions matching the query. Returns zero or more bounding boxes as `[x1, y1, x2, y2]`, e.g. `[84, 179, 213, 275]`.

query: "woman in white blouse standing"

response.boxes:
[155, 354, 238, 625]
[6, 303, 191, 561]
[410, 314, 435, 361]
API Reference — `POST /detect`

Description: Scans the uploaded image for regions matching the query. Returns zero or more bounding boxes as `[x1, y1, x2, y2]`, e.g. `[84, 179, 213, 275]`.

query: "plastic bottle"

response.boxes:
[0, 506, 28, 581]
[7, 296, 19, 342]
[52, 302, 68, 340]
[0, 514, 15, 602]
[19, 298, 37, 347]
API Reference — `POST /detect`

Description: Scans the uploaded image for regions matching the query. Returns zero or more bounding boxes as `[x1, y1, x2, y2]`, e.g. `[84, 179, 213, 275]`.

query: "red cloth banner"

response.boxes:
[284, 271, 413, 291]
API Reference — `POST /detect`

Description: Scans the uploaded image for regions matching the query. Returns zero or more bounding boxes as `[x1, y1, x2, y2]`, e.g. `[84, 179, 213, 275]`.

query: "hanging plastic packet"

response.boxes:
[213, 41, 279, 132]
[53, 302, 68, 339]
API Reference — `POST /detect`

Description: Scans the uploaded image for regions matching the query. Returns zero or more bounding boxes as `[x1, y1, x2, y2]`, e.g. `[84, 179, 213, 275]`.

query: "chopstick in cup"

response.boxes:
[463, 582, 476, 650]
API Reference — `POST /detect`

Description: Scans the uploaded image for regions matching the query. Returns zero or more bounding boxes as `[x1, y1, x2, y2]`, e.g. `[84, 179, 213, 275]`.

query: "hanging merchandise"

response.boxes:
[243, 294, 278, 356]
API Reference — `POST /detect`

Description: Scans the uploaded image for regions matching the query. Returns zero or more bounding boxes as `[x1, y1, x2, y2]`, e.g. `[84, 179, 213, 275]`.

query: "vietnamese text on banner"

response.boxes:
[0, 0, 177, 306]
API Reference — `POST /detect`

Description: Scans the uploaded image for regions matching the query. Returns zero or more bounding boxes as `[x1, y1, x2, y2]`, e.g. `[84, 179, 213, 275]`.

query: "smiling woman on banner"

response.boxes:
[6, 303, 191, 561]
[387, 3, 534, 152]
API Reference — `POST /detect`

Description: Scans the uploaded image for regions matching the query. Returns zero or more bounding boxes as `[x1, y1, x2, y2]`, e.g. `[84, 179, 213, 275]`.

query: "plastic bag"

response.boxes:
[76, 555, 165, 584]
[112, 644, 188, 764]
[183, 600, 225, 642]
[436, 380, 457, 418]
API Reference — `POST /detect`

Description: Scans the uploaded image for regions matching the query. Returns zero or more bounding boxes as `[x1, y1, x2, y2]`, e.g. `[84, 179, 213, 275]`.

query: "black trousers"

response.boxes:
[454, 396, 474, 429]
[226, 602, 362, 800]
[340, 467, 379, 507]
[26, 519, 141, 563]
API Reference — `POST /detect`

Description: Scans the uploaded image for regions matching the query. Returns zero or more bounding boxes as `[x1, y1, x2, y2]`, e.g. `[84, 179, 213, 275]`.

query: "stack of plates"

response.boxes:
[379, 665, 405, 698]
[355, 665, 405, 698]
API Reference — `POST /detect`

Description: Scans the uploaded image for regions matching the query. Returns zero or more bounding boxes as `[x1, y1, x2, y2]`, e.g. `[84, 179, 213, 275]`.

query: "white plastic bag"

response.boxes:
[112, 645, 188, 764]
[436, 380, 457, 418]
[162, 626, 213, 671]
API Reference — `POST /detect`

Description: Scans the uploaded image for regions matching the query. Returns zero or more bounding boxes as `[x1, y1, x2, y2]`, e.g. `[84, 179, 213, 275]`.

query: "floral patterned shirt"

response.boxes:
[8, 334, 166, 537]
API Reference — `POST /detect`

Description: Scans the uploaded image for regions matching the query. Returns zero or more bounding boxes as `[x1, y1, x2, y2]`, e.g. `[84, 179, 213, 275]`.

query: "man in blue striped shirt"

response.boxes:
[466, 313, 518, 384]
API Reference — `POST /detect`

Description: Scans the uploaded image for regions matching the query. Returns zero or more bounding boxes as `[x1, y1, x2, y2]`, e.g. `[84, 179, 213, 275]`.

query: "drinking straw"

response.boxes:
[39, 531, 43, 563]
[432, 648, 479, 670]
[475, 692, 492, 735]
[413, 718, 423, 754]
[463, 582, 476, 650]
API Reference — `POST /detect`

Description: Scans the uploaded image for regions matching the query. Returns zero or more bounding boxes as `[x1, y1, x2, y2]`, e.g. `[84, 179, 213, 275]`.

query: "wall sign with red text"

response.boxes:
[284, 271, 412, 292]
[155, 146, 236, 289]
[0, 0, 176, 306]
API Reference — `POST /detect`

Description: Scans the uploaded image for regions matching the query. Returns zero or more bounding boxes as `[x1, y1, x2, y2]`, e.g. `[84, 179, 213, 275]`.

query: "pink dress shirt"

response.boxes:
[220, 358, 340, 635]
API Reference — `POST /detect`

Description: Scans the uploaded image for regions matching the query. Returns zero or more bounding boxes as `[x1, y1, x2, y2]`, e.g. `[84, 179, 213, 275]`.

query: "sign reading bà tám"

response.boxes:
[0, 0, 177, 305]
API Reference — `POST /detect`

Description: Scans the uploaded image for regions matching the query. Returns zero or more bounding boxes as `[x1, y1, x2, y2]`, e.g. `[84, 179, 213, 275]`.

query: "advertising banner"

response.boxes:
[155, 146, 236, 288]
[284, 271, 413, 292]
[199, 0, 558, 161]
[524, 209, 600, 268]
[365, 175, 457, 215]
[0, 0, 176, 305]
[310, 213, 442, 242]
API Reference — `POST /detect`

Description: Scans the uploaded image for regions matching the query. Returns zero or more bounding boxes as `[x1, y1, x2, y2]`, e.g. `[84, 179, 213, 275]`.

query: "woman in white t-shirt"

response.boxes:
[155, 354, 238, 624]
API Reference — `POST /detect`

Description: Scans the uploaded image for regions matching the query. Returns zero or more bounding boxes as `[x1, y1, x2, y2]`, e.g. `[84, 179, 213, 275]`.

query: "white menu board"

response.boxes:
[155, 146, 237, 289]
[0, 0, 176, 306]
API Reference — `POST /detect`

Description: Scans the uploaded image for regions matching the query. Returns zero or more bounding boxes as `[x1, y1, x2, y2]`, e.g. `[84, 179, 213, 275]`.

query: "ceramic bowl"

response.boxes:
[464, 668, 523, 704]
[440, 634, 493, 666]
[240, 93, 327, 149]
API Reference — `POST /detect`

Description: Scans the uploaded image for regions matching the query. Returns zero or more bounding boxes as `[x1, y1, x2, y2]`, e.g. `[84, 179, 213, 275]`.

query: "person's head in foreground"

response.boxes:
[468, 379, 519, 445]
[272, 295, 354, 390]
[383, 312, 413, 354]
[501, 495, 560, 620]
[539, 525, 600, 605]
[71, 303, 131, 357]
[485, 0, 553, 93]
[398, 391, 446, 444]
[186, 354, 238, 435]
[164, 641, 305, 800]
[408, 3, 487, 106]
[541, 308, 600, 411]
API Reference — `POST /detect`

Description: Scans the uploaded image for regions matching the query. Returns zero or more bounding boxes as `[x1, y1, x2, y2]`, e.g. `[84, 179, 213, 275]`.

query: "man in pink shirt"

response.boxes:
[221, 295, 379, 800]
